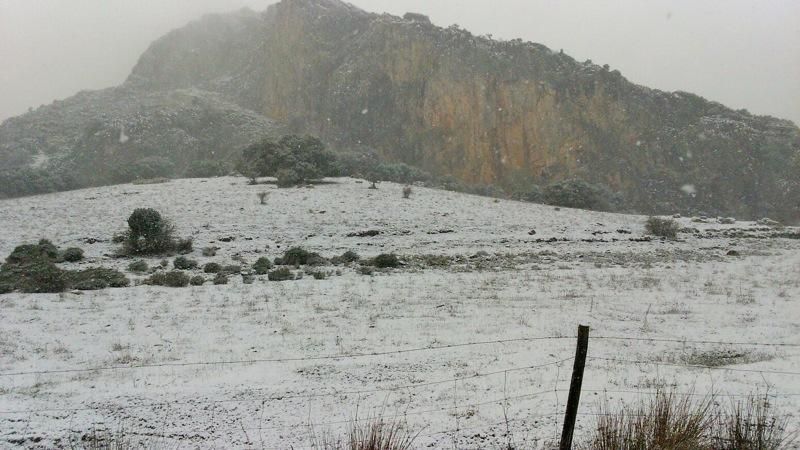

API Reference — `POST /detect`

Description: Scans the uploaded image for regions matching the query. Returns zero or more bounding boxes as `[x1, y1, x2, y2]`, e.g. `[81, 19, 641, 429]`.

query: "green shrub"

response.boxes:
[423, 254, 452, 267]
[6, 240, 59, 265]
[0, 241, 67, 293]
[122, 208, 176, 255]
[276, 168, 301, 188]
[0, 259, 66, 293]
[306, 253, 329, 266]
[372, 253, 400, 268]
[310, 270, 328, 280]
[119, 209, 192, 255]
[61, 247, 85, 262]
[175, 238, 193, 254]
[543, 179, 613, 210]
[128, 156, 175, 181]
[276, 248, 327, 266]
[369, 162, 431, 184]
[147, 270, 190, 288]
[332, 250, 360, 265]
[645, 217, 680, 239]
[221, 264, 241, 274]
[68, 268, 129, 290]
[203, 262, 222, 274]
[253, 257, 273, 274]
[127, 260, 149, 273]
[0, 166, 80, 198]
[173, 256, 198, 270]
[333, 150, 380, 178]
[213, 273, 229, 285]
[0, 241, 131, 293]
[190, 275, 205, 286]
[500, 169, 543, 202]
[515, 184, 543, 202]
[131, 177, 170, 185]
[341, 250, 360, 263]
[268, 267, 294, 281]
[185, 160, 228, 178]
[278, 247, 311, 266]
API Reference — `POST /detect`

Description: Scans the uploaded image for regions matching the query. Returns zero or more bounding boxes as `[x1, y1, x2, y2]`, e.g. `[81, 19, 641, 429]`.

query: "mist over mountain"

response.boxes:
[1, 0, 798, 221]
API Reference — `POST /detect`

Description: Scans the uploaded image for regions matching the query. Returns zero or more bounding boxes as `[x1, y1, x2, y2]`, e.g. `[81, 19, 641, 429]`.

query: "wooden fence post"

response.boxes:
[559, 324, 590, 450]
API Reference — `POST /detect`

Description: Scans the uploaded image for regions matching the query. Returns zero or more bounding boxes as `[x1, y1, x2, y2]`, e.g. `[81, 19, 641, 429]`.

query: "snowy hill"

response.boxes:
[0, 177, 798, 448]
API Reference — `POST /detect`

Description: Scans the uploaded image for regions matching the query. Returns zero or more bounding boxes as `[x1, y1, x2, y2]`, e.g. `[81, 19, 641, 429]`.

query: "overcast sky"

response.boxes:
[1, 0, 798, 125]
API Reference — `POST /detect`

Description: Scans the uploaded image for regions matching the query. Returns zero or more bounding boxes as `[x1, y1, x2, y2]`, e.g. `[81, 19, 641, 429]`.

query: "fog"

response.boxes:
[1, 0, 798, 124]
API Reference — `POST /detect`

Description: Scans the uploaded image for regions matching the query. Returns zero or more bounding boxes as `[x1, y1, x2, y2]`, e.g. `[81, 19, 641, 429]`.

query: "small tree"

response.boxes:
[366, 169, 380, 189]
[237, 135, 337, 187]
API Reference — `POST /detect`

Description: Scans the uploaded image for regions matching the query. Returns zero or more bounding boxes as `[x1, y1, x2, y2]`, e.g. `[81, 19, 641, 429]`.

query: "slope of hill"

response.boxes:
[1, 0, 798, 220]
[0, 86, 282, 193]
[0, 177, 798, 448]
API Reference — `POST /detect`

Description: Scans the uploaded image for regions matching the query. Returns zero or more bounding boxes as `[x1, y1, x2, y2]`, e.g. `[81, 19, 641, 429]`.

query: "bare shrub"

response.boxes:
[146, 270, 190, 288]
[402, 185, 412, 199]
[257, 191, 269, 205]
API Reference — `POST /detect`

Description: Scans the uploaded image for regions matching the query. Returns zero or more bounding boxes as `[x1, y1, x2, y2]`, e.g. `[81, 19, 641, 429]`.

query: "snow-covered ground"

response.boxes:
[0, 177, 798, 449]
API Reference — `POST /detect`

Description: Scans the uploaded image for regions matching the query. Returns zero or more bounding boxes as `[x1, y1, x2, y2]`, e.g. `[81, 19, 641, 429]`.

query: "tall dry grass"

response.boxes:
[312, 417, 419, 450]
[582, 391, 796, 450]
[709, 394, 796, 450]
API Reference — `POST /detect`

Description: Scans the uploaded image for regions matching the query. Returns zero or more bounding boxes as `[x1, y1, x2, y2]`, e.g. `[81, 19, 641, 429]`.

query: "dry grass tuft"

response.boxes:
[709, 395, 796, 450]
[584, 390, 712, 450]
[312, 417, 418, 450]
[582, 391, 796, 450]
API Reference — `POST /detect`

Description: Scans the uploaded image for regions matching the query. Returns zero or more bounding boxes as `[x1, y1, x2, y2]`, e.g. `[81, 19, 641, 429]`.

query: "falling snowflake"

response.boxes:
[119, 125, 129, 144]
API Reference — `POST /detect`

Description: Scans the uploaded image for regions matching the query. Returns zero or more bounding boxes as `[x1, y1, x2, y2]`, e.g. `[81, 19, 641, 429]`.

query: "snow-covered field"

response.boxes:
[0, 177, 798, 449]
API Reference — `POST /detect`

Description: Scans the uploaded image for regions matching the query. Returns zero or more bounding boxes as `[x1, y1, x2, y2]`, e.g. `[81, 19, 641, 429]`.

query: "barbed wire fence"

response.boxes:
[1, 327, 799, 448]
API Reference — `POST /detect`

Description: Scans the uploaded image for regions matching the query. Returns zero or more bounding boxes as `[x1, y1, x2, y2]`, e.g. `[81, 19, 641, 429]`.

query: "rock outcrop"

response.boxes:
[2, 0, 798, 220]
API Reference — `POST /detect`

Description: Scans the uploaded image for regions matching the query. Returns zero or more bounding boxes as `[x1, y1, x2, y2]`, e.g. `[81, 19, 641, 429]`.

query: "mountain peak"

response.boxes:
[2, 3, 798, 221]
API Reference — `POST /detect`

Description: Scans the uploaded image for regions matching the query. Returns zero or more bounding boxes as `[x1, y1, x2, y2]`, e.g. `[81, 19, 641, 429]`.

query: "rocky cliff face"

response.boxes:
[3, 0, 798, 220]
